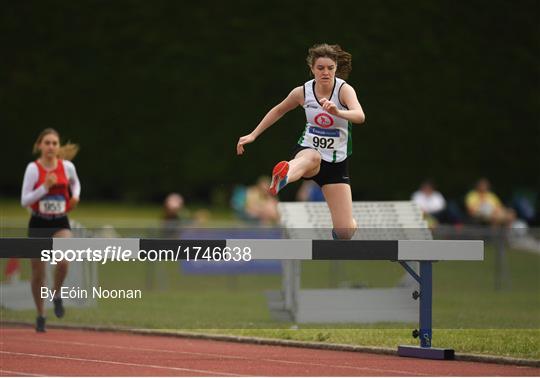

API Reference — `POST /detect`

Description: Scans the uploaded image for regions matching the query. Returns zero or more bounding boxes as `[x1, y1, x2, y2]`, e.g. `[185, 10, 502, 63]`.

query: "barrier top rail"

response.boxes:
[0, 237, 484, 261]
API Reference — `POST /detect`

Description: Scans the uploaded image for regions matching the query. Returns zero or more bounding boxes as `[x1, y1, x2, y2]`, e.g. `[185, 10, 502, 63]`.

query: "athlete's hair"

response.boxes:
[306, 43, 352, 79]
[33, 128, 79, 161]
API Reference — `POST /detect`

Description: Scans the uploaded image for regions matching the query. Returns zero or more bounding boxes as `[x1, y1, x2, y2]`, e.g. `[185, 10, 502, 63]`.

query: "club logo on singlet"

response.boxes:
[314, 113, 334, 128]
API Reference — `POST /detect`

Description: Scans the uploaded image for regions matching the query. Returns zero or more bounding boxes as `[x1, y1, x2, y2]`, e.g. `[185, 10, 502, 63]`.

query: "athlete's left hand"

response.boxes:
[236, 133, 255, 155]
[320, 98, 339, 116]
[69, 197, 79, 210]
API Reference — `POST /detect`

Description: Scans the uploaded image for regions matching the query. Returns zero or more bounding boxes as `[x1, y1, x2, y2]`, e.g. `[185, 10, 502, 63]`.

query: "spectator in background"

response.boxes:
[296, 180, 325, 202]
[511, 189, 537, 225]
[161, 193, 185, 238]
[244, 176, 279, 224]
[465, 178, 516, 226]
[411, 180, 446, 226]
[163, 192, 184, 220]
[192, 209, 211, 226]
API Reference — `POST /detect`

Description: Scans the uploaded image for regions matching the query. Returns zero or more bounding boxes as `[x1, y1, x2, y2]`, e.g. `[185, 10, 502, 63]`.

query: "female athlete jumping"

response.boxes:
[21, 128, 81, 332]
[237, 44, 365, 239]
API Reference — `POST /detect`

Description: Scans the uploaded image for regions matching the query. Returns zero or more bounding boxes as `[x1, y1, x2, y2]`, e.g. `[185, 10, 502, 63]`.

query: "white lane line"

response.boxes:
[0, 369, 46, 377]
[0, 351, 246, 377]
[263, 357, 431, 376]
[5, 336, 430, 376]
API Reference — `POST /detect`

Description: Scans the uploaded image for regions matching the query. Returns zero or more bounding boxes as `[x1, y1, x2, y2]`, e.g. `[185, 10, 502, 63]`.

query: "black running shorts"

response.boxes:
[290, 145, 351, 187]
[28, 214, 71, 238]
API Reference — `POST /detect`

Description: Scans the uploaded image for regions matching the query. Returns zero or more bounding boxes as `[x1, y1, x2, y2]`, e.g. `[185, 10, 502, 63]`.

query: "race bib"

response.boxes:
[307, 127, 340, 149]
[39, 195, 66, 215]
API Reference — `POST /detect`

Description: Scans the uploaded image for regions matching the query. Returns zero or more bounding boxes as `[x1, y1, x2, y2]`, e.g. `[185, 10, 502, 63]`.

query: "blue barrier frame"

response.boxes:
[397, 261, 455, 360]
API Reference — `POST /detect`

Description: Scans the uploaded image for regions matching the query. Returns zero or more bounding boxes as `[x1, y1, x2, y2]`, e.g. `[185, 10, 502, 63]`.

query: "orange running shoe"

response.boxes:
[268, 161, 289, 196]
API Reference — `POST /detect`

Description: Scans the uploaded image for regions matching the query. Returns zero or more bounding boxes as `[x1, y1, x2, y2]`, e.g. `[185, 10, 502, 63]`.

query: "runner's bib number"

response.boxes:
[39, 195, 66, 215]
[307, 127, 339, 150]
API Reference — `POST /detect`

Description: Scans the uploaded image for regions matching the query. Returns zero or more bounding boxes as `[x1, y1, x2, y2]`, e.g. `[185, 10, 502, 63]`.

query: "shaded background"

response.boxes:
[2, 0, 539, 204]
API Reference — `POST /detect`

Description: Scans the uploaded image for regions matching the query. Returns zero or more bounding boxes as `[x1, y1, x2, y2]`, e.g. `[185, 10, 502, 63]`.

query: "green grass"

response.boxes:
[1, 199, 539, 359]
[0, 198, 237, 230]
[201, 329, 540, 360]
[2, 246, 539, 359]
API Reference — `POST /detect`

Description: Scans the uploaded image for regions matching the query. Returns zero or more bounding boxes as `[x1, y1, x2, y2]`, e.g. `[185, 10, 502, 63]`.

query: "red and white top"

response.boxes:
[21, 159, 81, 217]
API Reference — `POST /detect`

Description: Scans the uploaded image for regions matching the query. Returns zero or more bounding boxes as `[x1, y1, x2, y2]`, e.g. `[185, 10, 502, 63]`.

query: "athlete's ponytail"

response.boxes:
[306, 43, 352, 80]
[58, 143, 79, 161]
[33, 128, 79, 161]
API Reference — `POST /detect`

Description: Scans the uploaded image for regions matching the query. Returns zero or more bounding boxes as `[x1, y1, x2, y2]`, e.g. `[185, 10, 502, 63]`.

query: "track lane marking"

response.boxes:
[0, 351, 246, 377]
[0, 369, 46, 377]
[5, 335, 431, 376]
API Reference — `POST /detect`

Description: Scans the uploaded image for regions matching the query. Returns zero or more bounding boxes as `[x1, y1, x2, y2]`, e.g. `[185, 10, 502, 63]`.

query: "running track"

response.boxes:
[1, 326, 538, 376]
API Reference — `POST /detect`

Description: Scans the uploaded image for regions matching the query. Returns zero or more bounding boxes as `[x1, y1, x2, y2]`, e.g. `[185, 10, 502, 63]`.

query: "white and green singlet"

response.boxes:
[298, 78, 352, 163]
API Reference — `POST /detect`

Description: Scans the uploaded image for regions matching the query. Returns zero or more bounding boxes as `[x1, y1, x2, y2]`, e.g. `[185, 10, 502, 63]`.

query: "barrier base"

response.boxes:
[398, 345, 454, 360]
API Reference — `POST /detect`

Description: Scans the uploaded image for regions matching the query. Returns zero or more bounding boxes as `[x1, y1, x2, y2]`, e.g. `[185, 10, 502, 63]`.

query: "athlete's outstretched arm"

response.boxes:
[320, 84, 365, 124]
[237, 86, 303, 155]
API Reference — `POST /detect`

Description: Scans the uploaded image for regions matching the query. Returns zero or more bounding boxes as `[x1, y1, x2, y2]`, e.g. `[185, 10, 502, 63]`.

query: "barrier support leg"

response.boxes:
[398, 261, 455, 360]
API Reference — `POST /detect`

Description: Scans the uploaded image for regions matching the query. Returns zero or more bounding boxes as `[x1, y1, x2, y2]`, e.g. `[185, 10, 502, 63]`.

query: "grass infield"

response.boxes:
[1, 199, 539, 359]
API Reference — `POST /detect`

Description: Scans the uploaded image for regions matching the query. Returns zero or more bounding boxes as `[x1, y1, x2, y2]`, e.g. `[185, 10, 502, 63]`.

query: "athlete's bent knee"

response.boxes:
[332, 221, 357, 240]
[309, 152, 322, 166]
